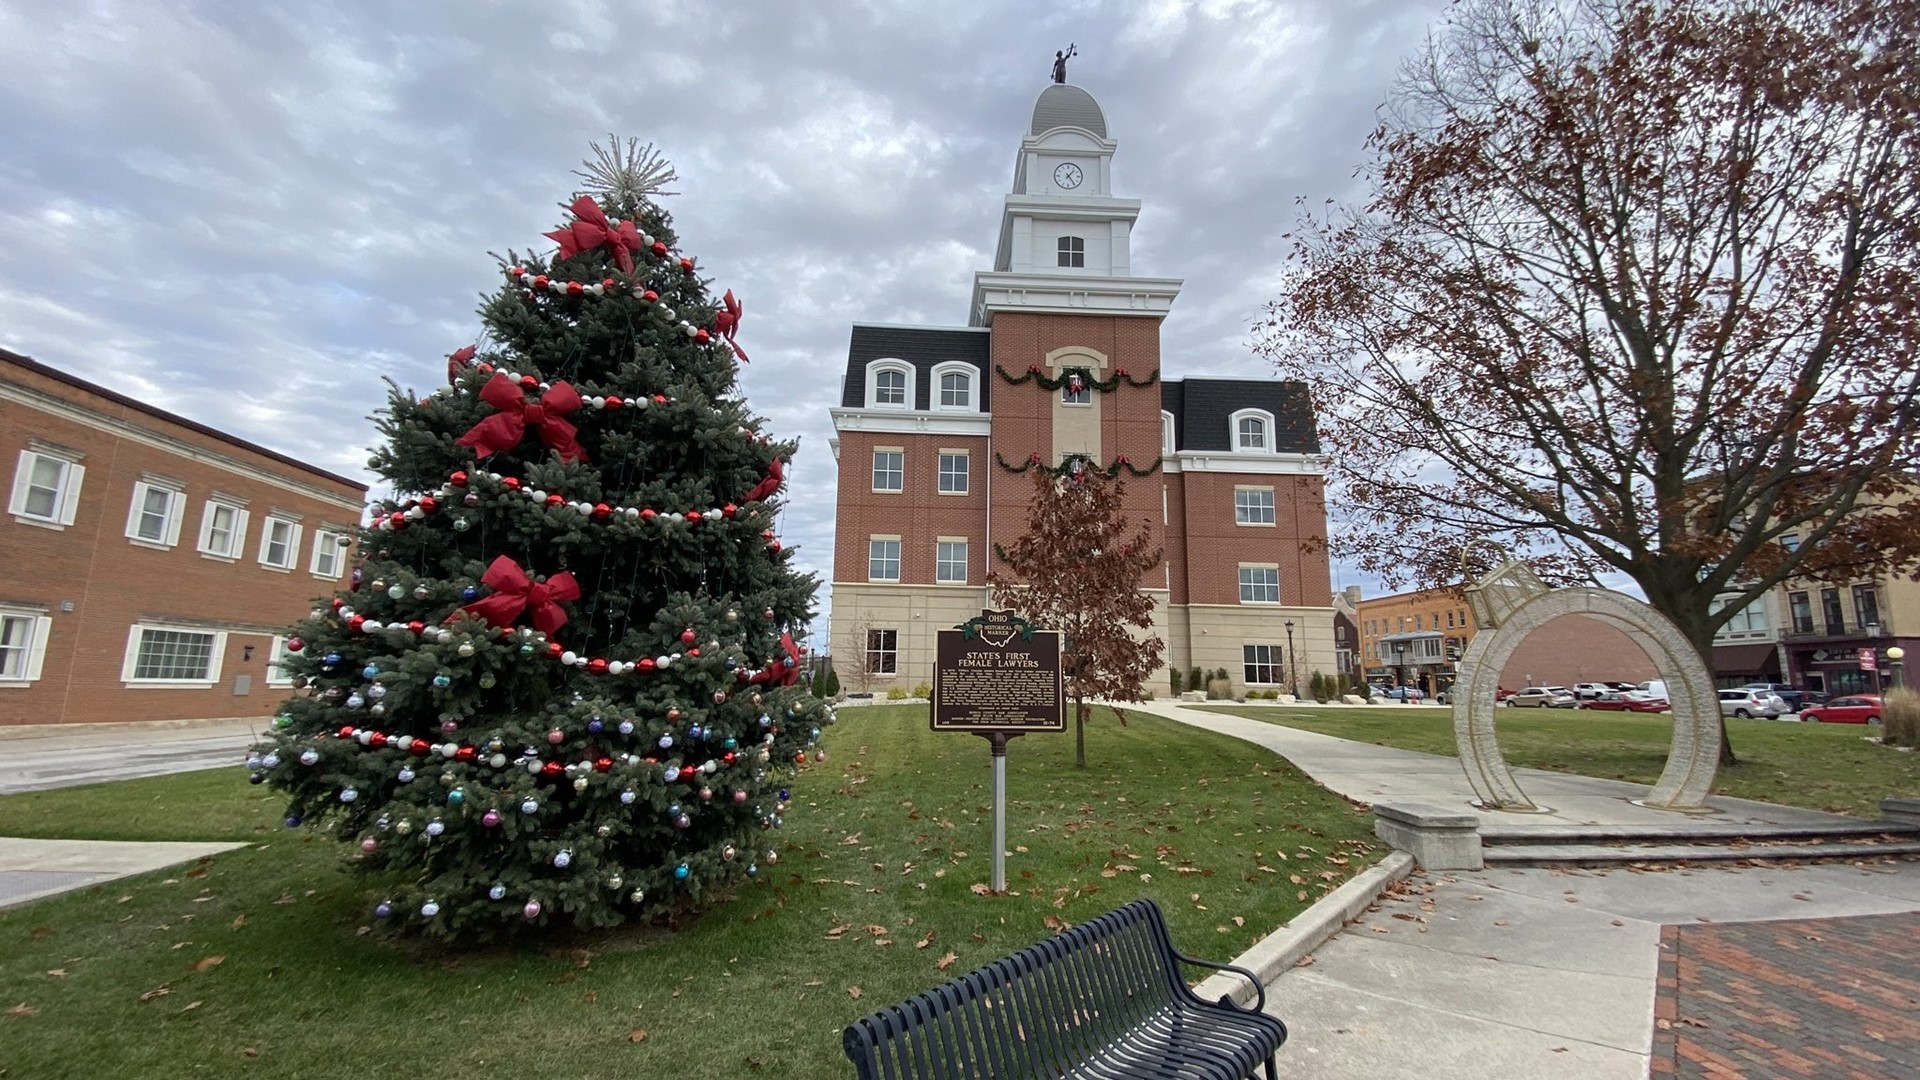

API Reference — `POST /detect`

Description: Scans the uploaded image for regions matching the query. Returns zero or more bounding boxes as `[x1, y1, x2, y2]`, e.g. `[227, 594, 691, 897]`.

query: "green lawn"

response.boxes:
[1196, 705, 1920, 816]
[0, 705, 1380, 1080]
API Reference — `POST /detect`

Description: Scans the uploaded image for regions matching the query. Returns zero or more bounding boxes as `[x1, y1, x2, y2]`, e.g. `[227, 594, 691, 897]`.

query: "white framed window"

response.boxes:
[311, 529, 349, 579]
[197, 500, 250, 560]
[1709, 596, 1770, 634]
[1243, 644, 1280, 685]
[936, 540, 968, 584]
[865, 360, 914, 409]
[865, 629, 898, 675]
[124, 481, 185, 548]
[122, 624, 225, 687]
[0, 609, 53, 684]
[8, 449, 85, 528]
[257, 516, 302, 571]
[1230, 408, 1275, 452]
[931, 362, 977, 411]
[872, 449, 904, 492]
[1162, 410, 1176, 454]
[938, 451, 970, 494]
[1234, 487, 1275, 525]
[265, 635, 296, 687]
[1057, 236, 1085, 268]
[1061, 377, 1091, 405]
[1238, 565, 1280, 604]
[868, 537, 902, 582]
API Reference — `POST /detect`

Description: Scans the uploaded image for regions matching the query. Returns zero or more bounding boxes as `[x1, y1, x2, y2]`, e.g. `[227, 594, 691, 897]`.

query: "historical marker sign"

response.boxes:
[932, 609, 1065, 733]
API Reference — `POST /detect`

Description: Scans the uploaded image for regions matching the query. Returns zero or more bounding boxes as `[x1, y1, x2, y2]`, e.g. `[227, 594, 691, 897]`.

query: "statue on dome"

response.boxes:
[1052, 43, 1077, 84]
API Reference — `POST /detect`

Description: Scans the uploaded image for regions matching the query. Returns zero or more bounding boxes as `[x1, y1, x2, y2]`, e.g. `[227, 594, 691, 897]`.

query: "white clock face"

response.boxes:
[1053, 162, 1084, 190]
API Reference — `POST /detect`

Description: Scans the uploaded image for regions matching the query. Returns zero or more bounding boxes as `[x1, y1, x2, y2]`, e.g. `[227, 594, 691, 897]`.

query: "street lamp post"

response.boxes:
[1284, 620, 1297, 699]
[1890, 646, 1906, 691]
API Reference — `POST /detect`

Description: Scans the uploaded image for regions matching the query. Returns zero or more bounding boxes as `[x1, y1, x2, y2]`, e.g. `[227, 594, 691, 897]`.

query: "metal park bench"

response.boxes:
[843, 898, 1286, 1079]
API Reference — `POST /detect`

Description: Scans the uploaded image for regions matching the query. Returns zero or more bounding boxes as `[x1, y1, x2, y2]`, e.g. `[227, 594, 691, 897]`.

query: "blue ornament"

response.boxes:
[462, 586, 480, 601]
[664, 766, 681, 782]
[779, 789, 790, 801]
[299, 749, 320, 766]
[433, 674, 451, 688]
[723, 737, 738, 750]
[446, 788, 464, 806]
[323, 652, 343, 667]
[658, 734, 674, 749]
[284, 815, 302, 828]
[758, 714, 771, 728]
[374, 901, 393, 919]
[668, 803, 682, 816]
[553, 850, 572, 869]
[488, 884, 507, 901]
[397, 767, 415, 784]
[262, 753, 280, 769]
[726, 659, 738, 670]
[674, 864, 690, 880]
[746, 863, 758, 877]
[420, 901, 441, 918]
[587, 719, 604, 734]
[520, 798, 539, 814]
[339, 788, 359, 803]
[362, 664, 380, 680]
[688, 725, 703, 740]
[618, 720, 634, 736]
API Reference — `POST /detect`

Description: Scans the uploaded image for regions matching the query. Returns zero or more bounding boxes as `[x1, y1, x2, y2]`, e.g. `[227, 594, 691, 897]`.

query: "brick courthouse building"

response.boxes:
[0, 348, 367, 725]
[828, 84, 1335, 693]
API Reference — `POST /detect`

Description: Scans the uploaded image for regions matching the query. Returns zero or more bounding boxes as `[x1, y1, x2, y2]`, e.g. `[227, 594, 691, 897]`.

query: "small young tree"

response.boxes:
[990, 469, 1165, 768]
[1169, 667, 1184, 696]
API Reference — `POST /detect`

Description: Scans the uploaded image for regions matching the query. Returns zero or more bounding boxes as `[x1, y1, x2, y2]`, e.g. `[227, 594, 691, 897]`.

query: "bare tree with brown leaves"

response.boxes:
[1259, 0, 1920, 765]
[990, 468, 1165, 768]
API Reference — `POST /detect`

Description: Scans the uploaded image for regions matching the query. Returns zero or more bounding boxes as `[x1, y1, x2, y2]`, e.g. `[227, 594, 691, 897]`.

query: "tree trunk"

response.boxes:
[1074, 695, 1088, 768]
[1660, 600, 1740, 767]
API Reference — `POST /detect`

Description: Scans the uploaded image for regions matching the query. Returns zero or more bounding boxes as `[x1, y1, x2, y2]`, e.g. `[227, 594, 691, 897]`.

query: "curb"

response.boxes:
[1192, 850, 1416, 1006]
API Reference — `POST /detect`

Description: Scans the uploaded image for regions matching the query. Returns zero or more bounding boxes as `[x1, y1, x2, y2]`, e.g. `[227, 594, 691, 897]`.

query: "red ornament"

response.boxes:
[587, 657, 608, 675]
[1118, 454, 1130, 465]
[477, 363, 494, 374]
[604, 395, 624, 410]
[541, 760, 563, 778]
[794, 752, 807, 764]
[695, 328, 710, 343]
[688, 647, 700, 657]
[518, 375, 539, 390]
[652, 394, 667, 404]
[592, 502, 611, 519]
[723, 751, 737, 765]
[509, 266, 525, 277]
[545, 494, 565, 507]
[370, 732, 389, 749]
[602, 278, 615, 290]
[450, 471, 469, 487]
[331, 597, 344, 611]
[349, 615, 366, 632]
[679, 257, 694, 273]
[566, 281, 583, 297]
[639, 657, 657, 673]
[722, 503, 737, 519]
[456, 745, 477, 762]
[502, 477, 521, 492]
[419, 496, 437, 514]
[1028, 364, 1041, 374]
[761, 529, 775, 541]
[1118, 367, 1129, 378]
[642, 290, 659, 303]
[287, 636, 305, 652]
[547, 641, 564, 659]
[667, 707, 681, 723]
[411, 740, 431, 756]
[1028, 452, 1042, 465]
[687, 510, 702, 524]
[680, 628, 696, 644]
[640, 508, 656, 522]
[770, 539, 782, 553]
[338, 726, 356, 739]
[532, 275, 550, 290]
[593, 757, 613, 773]
[407, 620, 426, 636]
[387, 513, 407, 531]
[650, 242, 668, 258]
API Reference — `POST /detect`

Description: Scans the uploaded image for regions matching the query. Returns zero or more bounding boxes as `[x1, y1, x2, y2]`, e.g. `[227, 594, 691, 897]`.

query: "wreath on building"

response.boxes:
[995, 364, 1159, 393]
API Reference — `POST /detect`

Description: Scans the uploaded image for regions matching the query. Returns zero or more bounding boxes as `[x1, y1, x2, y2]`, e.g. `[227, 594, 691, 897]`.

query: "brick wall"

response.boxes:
[831, 431, 989, 586]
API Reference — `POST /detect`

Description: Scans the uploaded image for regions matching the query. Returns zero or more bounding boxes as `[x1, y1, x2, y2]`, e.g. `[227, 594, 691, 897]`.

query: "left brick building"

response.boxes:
[0, 348, 367, 725]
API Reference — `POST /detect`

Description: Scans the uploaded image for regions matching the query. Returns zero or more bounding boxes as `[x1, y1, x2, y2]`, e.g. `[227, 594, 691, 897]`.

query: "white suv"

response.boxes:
[1718, 689, 1788, 719]
[1572, 682, 1613, 700]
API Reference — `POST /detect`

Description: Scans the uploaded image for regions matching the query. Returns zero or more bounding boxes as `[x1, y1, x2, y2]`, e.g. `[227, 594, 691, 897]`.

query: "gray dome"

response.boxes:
[1030, 85, 1107, 138]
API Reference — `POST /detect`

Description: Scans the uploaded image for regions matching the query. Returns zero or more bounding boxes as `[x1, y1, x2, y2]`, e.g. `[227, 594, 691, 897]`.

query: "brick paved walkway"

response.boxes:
[1651, 912, 1920, 1077]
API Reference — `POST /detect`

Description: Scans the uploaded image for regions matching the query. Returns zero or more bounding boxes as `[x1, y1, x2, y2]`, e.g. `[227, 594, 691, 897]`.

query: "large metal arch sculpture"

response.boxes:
[1451, 559, 1722, 812]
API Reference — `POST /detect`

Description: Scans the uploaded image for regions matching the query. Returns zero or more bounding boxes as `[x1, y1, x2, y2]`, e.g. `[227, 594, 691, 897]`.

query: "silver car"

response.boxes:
[1717, 688, 1788, 719]
[1505, 686, 1576, 708]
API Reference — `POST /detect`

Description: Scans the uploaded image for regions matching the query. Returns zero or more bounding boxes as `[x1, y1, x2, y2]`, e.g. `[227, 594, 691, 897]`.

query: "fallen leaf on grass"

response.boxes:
[971, 933, 987, 943]
[824, 923, 850, 940]
[191, 955, 225, 973]
[916, 932, 937, 949]
[140, 985, 173, 1002]
[583, 991, 598, 1004]
[847, 986, 863, 1000]
[229, 915, 247, 930]
[180, 1001, 202, 1013]
[1232, 916, 1245, 927]
[873, 939, 894, 947]
[628, 1029, 649, 1043]
[31, 926, 53, 937]
[936, 951, 957, 971]
[242, 1048, 259, 1058]
[803, 979, 823, 987]
[185, 866, 207, 879]
[46, 969, 67, 978]
[863, 924, 889, 936]
[7, 1002, 40, 1018]
[969, 883, 992, 896]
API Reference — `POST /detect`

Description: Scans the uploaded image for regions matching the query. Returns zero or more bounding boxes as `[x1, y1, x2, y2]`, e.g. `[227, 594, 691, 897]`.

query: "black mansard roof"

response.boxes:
[1162, 378, 1320, 454]
[841, 324, 991, 411]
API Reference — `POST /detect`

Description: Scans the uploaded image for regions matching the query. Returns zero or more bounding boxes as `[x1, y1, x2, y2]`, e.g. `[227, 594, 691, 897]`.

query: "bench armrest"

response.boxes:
[1171, 949, 1266, 1013]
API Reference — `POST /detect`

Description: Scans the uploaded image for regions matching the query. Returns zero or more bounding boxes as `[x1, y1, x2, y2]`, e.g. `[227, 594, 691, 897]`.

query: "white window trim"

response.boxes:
[121, 623, 226, 688]
[257, 516, 303, 572]
[1234, 485, 1276, 527]
[871, 447, 905, 493]
[1238, 564, 1281, 604]
[310, 529, 349, 579]
[937, 449, 971, 495]
[0, 608, 53, 685]
[935, 537, 969, 584]
[868, 536, 903, 583]
[1229, 408, 1276, 453]
[197, 500, 250, 562]
[265, 634, 295, 687]
[8, 448, 85, 530]
[865, 359, 915, 410]
[1161, 410, 1176, 454]
[930, 362, 978, 412]
[124, 481, 186, 550]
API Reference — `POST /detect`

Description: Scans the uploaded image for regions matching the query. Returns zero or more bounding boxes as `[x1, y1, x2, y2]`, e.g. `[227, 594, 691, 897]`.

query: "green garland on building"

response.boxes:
[994, 364, 1160, 392]
[994, 451, 1162, 478]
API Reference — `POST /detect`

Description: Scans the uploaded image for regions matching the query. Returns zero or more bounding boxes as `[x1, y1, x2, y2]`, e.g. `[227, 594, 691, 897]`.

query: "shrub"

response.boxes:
[822, 667, 840, 698]
[1188, 667, 1203, 693]
[912, 682, 932, 700]
[1206, 677, 1233, 700]
[1169, 668, 1184, 695]
[886, 686, 909, 701]
[1884, 688, 1920, 748]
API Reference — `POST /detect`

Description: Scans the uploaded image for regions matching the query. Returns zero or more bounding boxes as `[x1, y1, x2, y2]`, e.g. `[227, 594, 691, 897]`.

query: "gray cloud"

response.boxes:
[0, 0, 1454, 636]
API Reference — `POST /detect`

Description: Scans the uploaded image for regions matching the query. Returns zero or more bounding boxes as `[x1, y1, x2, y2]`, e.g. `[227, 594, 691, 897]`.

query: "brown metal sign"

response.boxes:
[931, 609, 1065, 733]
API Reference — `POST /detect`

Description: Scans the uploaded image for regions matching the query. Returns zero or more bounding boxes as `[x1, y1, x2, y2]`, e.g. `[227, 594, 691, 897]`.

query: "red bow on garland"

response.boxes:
[713, 290, 749, 363]
[446, 344, 476, 385]
[545, 196, 645, 275]
[743, 457, 783, 503]
[747, 632, 803, 687]
[456, 372, 589, 462]
[454, 556, 581, 635]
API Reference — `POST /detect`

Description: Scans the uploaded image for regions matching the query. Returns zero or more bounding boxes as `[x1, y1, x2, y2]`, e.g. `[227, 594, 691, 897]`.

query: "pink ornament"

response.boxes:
[482, 810, 502, 827]
[732, 790, 748, 804]
[523, 899, 542, 919]
[361, 837, 378, 853]
[547, 728, 565, 745]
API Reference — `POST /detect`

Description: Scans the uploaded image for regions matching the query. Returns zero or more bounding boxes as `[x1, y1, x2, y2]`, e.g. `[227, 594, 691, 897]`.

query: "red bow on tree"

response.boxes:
[747, 632, 803, 687]
[713, 289, 749, 363]
[454, 556, 581, 635]
[545, 196, 645, 275]
[446, 344, 476, 385]
[743, 457, 783, 503]
[456, 372, 589, 462]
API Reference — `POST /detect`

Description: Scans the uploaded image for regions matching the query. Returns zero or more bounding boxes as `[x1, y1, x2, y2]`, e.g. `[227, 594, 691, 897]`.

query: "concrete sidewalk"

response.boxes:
[0, 715, 263, 795]
[1134, 699, 1920, 1079]
[0, 837, 248, 910]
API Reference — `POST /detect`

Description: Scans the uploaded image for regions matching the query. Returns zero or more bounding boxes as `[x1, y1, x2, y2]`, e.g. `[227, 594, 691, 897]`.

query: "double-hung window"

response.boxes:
[0, 609, 52, 683]
[125, 480, 185, 547]
[935, 540, 968, 584]
[938, 451, 969, 494]
[868, 538, 901, 582]
[1238, 566, 1280, 603]
[258, 516, 302, 570]
[8, 448, 85, 527]
[197, 499, 250, 560]
[311, 529, 348, 579]
[1234, 487, 1274, 525]
[872, 449, 904, 492]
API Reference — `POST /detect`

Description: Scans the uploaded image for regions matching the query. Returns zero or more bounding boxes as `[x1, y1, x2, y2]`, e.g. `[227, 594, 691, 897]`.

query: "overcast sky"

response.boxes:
[0, 0, 1452, 640]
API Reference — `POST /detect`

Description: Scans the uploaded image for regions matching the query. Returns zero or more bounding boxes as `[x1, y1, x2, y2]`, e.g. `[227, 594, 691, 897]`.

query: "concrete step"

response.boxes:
[1483, 838, 1920, 867]
[1479, 821, 1920, 846]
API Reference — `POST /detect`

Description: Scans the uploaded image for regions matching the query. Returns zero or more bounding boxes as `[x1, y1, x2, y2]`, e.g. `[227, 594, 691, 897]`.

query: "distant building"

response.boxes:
[0, 348, 367, 725]
[827, 83, 1335, 696]
[1353, 584, 1659, 694]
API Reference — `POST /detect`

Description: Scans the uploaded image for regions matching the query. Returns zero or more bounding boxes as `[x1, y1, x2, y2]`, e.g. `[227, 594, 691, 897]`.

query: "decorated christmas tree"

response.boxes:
[248, 140, 831, 940]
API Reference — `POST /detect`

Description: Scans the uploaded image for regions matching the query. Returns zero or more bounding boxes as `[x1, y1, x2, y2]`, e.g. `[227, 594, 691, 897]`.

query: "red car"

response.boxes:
[1800, 694, 1883, 724]
[1580, 691, 1670, 713]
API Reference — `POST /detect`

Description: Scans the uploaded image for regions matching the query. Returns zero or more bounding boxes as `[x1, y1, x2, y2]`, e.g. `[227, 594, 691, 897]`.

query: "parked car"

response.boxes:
[1718, 688, 1789, 719]
[1580, 691, 1671, 713]
[1506, 686, 1576, 708]
[1378, 685, 1424, 703]
[1571, 682, 1614, 700]
[1739, 682, 1805, 712]
[1799, 694, 1883, 724]
[1800, 690, 1832, 707]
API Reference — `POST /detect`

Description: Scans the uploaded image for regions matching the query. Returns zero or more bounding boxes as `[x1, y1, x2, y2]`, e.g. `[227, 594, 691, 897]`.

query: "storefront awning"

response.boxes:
[1711, 643, 1779, 675]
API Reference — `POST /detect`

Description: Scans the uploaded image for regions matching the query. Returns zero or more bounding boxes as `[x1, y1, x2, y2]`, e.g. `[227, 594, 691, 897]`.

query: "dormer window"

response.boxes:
[865, 360, 914, 409]
[1057, 236, 1085, 268]
[1230, 408, 1275, 452]
[1161, 411, 1175, 454]
[930, 362, 977, 411]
